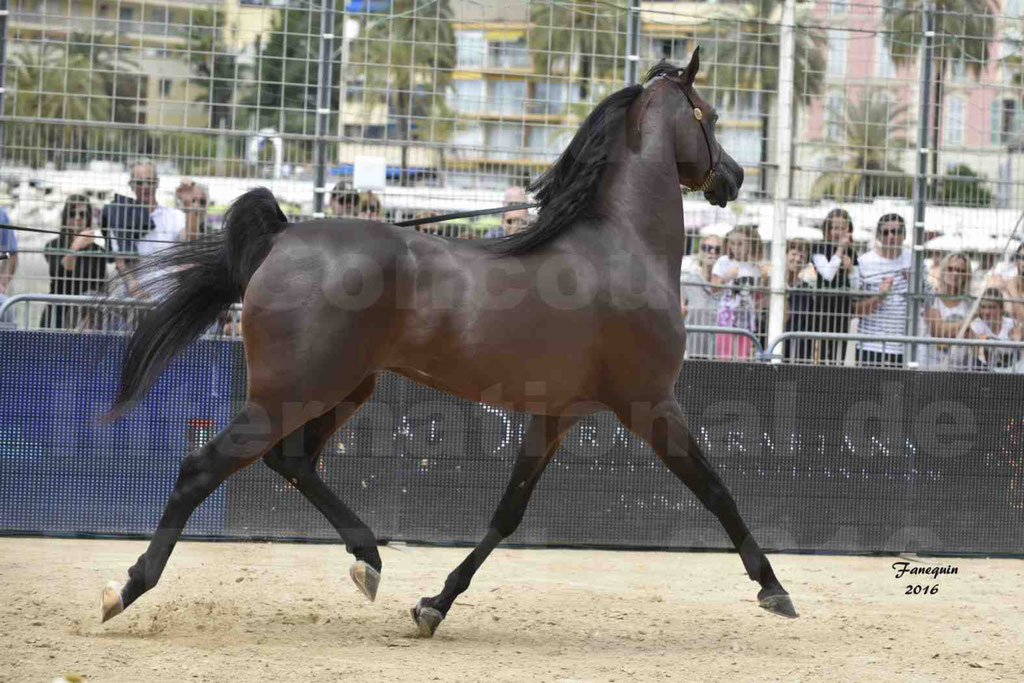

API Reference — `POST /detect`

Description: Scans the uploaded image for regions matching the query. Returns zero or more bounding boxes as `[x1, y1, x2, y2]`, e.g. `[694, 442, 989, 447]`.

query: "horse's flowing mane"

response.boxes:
[487, 62, 683, 256]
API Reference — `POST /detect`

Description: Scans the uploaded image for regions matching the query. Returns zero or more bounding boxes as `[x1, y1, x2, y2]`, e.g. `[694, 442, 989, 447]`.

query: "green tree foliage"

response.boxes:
[242, 5, 322, 136]
[187, 9, 246, 130]
[703, 0, 825, 195]
[348, 0, 456, 144]
[883, 0, 995, 185]
[812, 93, 913, 201]
[64, 32, 143, 126]
[941, 164, 992, 207]
[6, 43, 113, 167]
[528, 0, 627, 96]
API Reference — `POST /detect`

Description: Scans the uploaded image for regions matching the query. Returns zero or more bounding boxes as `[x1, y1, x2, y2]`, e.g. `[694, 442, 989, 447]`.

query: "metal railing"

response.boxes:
[0, 294, 243, 337]
[8, 295, 1023, 373]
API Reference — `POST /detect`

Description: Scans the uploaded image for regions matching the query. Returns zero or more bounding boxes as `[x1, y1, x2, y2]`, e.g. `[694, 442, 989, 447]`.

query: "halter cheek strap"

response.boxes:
[679, 86, 720, 193]
[637, 74, 721, 193]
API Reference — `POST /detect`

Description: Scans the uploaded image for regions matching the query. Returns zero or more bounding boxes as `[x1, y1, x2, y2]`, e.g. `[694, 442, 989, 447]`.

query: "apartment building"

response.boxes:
[800, 0, 1024, 207]
[9, 0, 274, 129]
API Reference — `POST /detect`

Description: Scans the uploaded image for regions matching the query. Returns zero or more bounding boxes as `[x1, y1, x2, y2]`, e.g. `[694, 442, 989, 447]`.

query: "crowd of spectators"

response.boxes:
[680, 210, 1024, 372]
[6, 168, 1022, 373]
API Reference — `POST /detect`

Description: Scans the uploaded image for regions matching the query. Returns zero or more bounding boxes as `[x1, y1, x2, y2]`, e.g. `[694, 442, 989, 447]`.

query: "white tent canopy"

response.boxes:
[685, 199, 1023, 251]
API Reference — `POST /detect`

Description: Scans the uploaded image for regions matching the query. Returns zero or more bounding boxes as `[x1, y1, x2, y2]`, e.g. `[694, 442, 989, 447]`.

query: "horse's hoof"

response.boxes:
[100, 581, 125, 623]
[349, 560, 380, 602]
[758, 587, 798, 618]
[410, 598, 444, 637]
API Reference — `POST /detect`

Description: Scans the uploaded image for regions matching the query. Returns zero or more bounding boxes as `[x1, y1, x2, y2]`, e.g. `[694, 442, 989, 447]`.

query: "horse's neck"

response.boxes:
[591, 98, 685, 274]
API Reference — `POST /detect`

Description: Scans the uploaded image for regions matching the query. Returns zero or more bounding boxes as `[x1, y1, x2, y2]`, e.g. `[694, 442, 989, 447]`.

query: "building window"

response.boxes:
[527, 125, 552, 151]
[449, 79, 484, 113]
[827, 29, 847, 77]
[990, 98, 1019, 145]
[159, 77, 173, 96]
[452, 123, 485, 149]
[875, 36, 896, 79]
[722, 89, 760, 121]
[488, 39, 531, 70]
[456, 31, 485, 69]
[531, 81, 568, 116]
[486, 123, 524, 159]
[119, 6, 134, 21]
[825, 92, 844, 140]
[943, 96, 964, 146]
[654, 38, 690, 62]
[487, 80, 526, 115]
[716, 128, 760, 167]
[950, 57, 968, 83]
[830, 0, 848, 15]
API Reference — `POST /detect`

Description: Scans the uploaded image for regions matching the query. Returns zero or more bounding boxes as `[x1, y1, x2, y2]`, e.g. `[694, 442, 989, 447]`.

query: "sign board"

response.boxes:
[353, 155, 387, 191]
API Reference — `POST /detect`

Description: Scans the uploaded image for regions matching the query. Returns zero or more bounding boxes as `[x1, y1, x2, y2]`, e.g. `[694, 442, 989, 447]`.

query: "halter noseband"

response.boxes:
[645, 72, 720, 193]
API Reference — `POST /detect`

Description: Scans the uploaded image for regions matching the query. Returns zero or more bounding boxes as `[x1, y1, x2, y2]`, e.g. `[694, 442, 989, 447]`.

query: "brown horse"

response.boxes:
[100, 50, 797, 636]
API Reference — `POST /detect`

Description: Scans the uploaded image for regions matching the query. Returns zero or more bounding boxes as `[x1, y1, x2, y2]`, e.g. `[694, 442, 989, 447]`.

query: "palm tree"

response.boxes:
[242, 6, 321, 137]
[883, 0, 995, 194]
[7, 43, 113, 167]
[349, 0, 456, 184]
[703, 0, 826, 197]
[811, 92, 913, 201]
[528, 1, 627, 100]
[66, 32, 141, 125]
[187, 9, 246, 131]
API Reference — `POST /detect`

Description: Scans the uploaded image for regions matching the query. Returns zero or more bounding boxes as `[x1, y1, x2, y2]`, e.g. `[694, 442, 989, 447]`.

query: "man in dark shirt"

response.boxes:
[101, 162, 158, 296]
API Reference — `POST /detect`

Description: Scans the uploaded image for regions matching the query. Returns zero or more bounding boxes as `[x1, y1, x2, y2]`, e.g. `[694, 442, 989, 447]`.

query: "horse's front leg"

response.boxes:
[613, 396, 797, 618]
[410, 413, 580, 637]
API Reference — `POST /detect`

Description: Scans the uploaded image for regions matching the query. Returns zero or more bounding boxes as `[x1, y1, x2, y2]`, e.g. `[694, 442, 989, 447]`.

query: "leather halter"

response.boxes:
[643, 73, 720, 193]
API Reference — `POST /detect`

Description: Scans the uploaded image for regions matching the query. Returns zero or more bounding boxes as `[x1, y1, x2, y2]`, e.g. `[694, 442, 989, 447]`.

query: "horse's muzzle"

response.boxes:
[703, 152, 743, 208]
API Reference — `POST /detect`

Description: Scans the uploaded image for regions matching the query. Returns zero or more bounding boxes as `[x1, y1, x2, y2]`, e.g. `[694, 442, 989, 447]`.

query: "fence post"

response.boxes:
[0, 0, 8, 163]
[313, 0, 338, 218]
[767, 0, 797, 361]
[908, 0, 935, 363]
[624, 0, 641, 86]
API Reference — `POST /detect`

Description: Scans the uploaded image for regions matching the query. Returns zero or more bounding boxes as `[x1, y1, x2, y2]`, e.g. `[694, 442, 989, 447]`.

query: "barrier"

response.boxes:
[1, 329, 1022, 554]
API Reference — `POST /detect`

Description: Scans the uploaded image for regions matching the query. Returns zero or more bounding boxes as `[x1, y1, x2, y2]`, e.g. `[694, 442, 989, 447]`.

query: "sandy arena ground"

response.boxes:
[0, 538, 1021, 682]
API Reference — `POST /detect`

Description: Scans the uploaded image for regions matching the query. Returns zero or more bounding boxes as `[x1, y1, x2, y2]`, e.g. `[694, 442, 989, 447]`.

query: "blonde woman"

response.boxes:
[711, 224, 766, 359]
[921, 252, 973, 369]
[969, 288, 1022, 372]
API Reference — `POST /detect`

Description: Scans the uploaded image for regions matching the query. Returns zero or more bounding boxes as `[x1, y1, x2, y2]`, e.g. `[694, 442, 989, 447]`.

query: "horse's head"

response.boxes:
[647, 49, 744, 208]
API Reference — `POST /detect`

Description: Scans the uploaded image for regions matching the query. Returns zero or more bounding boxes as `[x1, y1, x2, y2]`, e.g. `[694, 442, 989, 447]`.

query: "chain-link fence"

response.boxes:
[1, 0, 1023, 370]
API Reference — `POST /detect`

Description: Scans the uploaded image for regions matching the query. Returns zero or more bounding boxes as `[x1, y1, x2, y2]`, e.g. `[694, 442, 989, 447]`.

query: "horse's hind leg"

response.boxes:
[410, 413, 581, 637]
[263, 375, 382, 600]
[101, 402, 287, 622]
[614, 397, 797, 618]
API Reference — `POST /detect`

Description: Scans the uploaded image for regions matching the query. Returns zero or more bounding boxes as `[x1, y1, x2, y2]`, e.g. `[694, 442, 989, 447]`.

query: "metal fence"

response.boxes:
[2, 0, 1024, 368]
[3, 328, 1023, 554]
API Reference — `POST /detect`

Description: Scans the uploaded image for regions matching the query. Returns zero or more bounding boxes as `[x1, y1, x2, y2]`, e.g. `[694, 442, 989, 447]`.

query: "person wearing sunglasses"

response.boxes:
[918, 252, 974, 369]
[810, 208, 858, 365]
[850, 213, 912, 368]
[680, 234, 724, 357]
[101, 161, 185, 299]
[42, 195, 107, 329]
[175, 179, 210, 241]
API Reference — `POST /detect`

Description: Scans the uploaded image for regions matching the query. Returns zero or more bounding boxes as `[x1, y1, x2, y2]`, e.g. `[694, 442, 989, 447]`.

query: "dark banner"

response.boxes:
[1, 330, 1021, 554]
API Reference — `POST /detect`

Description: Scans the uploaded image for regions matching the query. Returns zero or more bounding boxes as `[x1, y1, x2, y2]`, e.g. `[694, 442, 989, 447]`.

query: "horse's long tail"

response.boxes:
[108, 187, 287, 418]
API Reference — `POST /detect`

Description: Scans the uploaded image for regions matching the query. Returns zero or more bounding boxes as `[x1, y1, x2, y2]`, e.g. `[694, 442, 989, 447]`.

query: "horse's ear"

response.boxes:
[680, 46, 700, 87]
